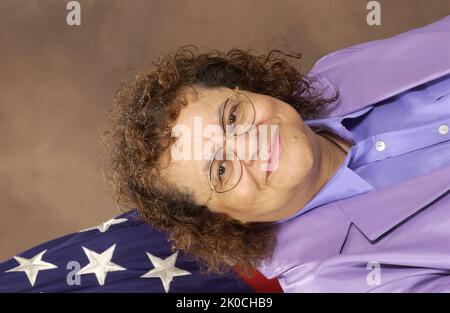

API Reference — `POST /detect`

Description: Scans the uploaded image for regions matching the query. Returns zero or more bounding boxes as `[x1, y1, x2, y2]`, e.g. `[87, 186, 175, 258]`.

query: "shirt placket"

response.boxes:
[350, 118, 450, 169]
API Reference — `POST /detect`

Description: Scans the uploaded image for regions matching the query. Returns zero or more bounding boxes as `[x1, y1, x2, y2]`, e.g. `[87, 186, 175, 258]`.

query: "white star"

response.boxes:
[5, 250, 57, 287]
[140, 251, 191, 293]
[79, 218, 128, 233]
[77, 244, 126, 286]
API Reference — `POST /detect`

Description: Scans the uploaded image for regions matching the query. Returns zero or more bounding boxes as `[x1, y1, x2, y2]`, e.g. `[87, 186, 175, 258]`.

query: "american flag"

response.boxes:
[0, 209, 282, 293]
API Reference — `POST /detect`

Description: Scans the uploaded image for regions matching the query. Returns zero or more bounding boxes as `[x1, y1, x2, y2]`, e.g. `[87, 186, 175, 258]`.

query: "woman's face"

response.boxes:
[159, 86, 323, 223]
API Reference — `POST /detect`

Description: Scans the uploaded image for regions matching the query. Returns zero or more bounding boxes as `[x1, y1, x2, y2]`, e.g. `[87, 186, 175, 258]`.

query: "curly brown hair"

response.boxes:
[101, 45, 338, 275]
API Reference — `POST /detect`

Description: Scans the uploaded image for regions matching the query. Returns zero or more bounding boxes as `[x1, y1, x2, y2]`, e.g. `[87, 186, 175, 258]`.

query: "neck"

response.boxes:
[315, 131, 348, 184]
[272, 129, 350, 222]
[293, 130, 349, 213]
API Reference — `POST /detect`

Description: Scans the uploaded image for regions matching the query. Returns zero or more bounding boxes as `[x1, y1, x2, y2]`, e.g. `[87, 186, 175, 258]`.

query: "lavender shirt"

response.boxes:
[277, 73, 450, 224]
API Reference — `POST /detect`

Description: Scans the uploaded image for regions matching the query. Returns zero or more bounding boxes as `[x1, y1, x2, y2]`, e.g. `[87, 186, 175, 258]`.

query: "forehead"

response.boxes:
[159, 86, 232, 203]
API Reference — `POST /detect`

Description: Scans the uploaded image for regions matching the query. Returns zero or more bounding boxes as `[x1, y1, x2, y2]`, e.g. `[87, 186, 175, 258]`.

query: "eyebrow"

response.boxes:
[218, 97, 227, 130]
[203, 158, 211, 181]
[202, 98, 228, 178]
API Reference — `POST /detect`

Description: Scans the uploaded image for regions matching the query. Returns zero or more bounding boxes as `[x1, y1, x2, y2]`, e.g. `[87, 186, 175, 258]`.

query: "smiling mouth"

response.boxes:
[265, 129, 281, 182]
[265, 168, 272, 181]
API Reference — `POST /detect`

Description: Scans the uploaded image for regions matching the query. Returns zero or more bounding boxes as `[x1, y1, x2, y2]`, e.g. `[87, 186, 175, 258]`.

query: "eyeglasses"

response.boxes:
[207, 87, 256, 194]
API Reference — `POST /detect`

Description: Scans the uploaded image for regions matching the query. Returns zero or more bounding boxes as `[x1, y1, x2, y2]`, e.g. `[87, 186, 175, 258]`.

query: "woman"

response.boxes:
[102, 46, 344, 272]
[103, 15, 450, 291]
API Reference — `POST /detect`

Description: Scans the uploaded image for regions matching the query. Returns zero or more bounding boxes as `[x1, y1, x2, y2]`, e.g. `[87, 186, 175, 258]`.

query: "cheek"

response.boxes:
[213, 176, 261, 212]
[278, 121, 316, 185]
[254, 98, 278, 124]
[234, 176, 260, 203]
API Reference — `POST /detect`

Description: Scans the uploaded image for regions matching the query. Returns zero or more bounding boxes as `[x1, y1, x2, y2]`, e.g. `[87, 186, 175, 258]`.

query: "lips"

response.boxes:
[265, 166, 272, 181]
[265, 128, 281, 182]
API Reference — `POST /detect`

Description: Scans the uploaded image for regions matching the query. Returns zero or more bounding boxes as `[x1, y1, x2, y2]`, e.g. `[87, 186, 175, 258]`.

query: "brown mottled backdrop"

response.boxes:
[0, 0, 449, 260]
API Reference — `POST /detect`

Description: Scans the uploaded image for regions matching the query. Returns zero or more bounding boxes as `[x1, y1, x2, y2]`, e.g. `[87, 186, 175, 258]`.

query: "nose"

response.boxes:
[240, 152, 257, 167]
[236, 124, 278, 165]
[224, 132, 257, 162]
[225, 129, 272, 176]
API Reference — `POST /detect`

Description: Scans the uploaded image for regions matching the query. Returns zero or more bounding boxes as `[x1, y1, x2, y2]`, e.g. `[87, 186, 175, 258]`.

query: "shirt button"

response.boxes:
[438, 124, 449, 135]
[375, 140, 386, 152]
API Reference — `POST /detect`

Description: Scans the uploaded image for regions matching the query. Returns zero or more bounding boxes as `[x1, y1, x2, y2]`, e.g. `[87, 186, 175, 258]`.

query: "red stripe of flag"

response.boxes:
[234, 266, 283, 293]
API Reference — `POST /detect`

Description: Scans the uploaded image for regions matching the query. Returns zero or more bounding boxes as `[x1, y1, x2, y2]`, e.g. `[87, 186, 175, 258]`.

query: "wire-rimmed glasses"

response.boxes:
[207, 87, 256, 194]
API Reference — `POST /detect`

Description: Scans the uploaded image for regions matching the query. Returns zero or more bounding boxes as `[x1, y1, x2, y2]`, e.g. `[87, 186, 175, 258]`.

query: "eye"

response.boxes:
[227, 103, 241, 128]
[217, 161, 228, 181]
[229, 106, 238, 124]
[213, 159, 234, 186]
